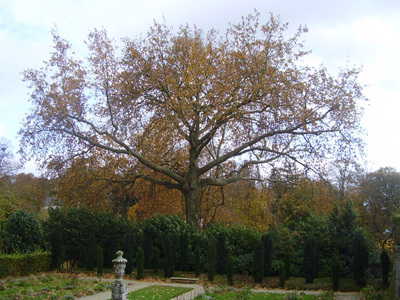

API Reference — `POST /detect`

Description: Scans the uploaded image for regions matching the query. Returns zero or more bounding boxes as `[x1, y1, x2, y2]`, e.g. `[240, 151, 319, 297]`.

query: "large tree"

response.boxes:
[361, 167, 400, 240]
[0, 138, 19, 179]
[20, 13, 365, 224]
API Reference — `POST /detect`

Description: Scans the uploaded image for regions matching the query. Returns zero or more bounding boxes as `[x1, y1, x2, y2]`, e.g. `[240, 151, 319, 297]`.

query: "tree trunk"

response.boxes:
[183, 182, 200, 228]
[184, 146, 200, 227]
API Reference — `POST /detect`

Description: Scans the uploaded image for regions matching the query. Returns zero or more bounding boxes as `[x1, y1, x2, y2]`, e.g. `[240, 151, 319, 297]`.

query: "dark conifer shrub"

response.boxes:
[253, 239, 264, 283]
[152, 246, 160, 273]
[227, 253, 234, 286]
[353, 231, 369, 287]
[163, 235, 175, 277]
[104, 235, 117, 268]
[142, 233, 153, 269]
[96, 244, 104, 277]
[216, 231, 227, 274]
[85, 234, 96, 271]
[262, 233, 273, 277]
[123, 232, 135, 274]
[50, 231, 62, 269]
[79, 244, 86, 268]
[332, 251, 340, 291]
[136, 246, 144, 280]
[207, 236, 217, 282]
[279, 261, 286, 288]
[380, 249, 390, 285]
[284, 252, 291, 280]
[179, 231, 190, 271]
[303, 235, 318, 284]
[194, 246, 201, 277]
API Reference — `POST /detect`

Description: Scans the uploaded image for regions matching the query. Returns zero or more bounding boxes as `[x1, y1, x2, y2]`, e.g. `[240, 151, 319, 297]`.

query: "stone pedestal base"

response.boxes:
[111, 279, 128, 300]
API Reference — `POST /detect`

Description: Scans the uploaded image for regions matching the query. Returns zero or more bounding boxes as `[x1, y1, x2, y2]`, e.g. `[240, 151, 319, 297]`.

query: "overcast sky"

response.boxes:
[1, 0, 399, 174]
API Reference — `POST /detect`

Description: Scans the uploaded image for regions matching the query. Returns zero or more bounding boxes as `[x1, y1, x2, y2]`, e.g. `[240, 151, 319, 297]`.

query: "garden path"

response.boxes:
[78, 278, 362, 300]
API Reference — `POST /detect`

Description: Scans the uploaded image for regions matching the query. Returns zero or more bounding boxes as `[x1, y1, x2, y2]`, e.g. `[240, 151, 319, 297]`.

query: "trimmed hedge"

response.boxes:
[0, 252, 51, 277]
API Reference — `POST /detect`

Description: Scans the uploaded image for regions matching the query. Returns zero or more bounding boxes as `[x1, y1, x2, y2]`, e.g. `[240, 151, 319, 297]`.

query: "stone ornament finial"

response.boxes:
[112, 250, 128, 280]
[111, 250, 128, 300]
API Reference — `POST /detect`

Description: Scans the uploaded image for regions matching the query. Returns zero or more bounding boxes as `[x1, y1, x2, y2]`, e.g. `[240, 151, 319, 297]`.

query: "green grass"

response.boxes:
[0, 274, 110, 299]
[127, 285, 193, 299]
[196, 288, 321, 300]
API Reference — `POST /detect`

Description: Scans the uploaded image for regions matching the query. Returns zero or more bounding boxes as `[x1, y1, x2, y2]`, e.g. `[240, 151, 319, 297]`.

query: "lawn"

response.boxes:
[195, 286, 324, 300]
[126, 285, 193, 300]
[0, 273, 110, 299]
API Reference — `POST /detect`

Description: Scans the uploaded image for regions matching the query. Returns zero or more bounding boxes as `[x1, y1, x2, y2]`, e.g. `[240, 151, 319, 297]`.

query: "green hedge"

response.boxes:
[0, 252, 51, 277]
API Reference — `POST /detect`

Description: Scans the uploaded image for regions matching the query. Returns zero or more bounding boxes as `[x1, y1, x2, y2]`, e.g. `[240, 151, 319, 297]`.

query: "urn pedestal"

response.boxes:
[111, 250, 128, 300]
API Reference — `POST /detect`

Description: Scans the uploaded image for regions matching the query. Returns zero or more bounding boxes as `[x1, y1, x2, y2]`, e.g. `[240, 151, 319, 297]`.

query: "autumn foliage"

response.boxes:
[20, 13, 365, 225]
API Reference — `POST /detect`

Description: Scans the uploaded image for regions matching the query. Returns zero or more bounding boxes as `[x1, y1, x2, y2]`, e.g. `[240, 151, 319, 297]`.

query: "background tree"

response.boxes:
[0, 138, 19, 179]
[20, 13, 365, 225]
[361, 167, 400, 242]
[329, 200, 358, 276]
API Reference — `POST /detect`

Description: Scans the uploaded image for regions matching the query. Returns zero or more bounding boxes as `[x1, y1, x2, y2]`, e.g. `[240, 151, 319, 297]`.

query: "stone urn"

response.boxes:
[112, 250, 128, 279]
[112, 250, 128, 300]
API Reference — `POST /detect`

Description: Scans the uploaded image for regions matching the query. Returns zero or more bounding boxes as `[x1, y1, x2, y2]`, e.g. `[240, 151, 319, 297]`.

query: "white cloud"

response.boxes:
[0, 122, 5, 137]
[1, 0, 400, 173]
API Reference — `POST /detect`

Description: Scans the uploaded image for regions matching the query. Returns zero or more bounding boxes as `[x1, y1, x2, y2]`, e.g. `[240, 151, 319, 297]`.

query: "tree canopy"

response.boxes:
[20, 13, 365, 224]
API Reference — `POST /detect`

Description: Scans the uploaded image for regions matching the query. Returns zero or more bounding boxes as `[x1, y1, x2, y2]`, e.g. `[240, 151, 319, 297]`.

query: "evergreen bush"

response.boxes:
[50, 231, 62, 270]
[141, 214, 188, 264]
[96, 244, 104, 277]
[179, 231, 190, 271]
[0, 252, 51, 277]
[123, 232, 135, 274]
[353, 231, 369, 287]
[253, 239, 264, 283]
[44, 207, 136, 268]
[303, 235, 318, 284]
[262, 233, 273, 277]
[279, 261, 286, 288]
[163, 235, 175, 277]
[85, 234, 96, 271]
[152, 246, 160, 273]
[194, 246, 201, 277]
[136, 246, 144, 280]
[284, 252, 291, 280]
[207, 235, 217, 282]
[3, 209, 44, 253]
[227, 253, 234, 286]
[331, 251, 340, 291]
[142, 233, 153, 269]
[380, 249, 390, 285]
[216, 230, 227, 274]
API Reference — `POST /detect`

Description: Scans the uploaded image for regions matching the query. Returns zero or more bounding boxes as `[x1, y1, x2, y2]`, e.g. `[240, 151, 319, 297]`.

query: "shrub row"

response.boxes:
[0, 206, 390, 288]
[0, 252, 51, 277]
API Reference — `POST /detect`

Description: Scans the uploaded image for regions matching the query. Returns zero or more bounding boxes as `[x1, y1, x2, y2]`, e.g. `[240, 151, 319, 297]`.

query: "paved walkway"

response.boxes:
[79, 279, 204, 300]
[78, 278, 362, 300]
